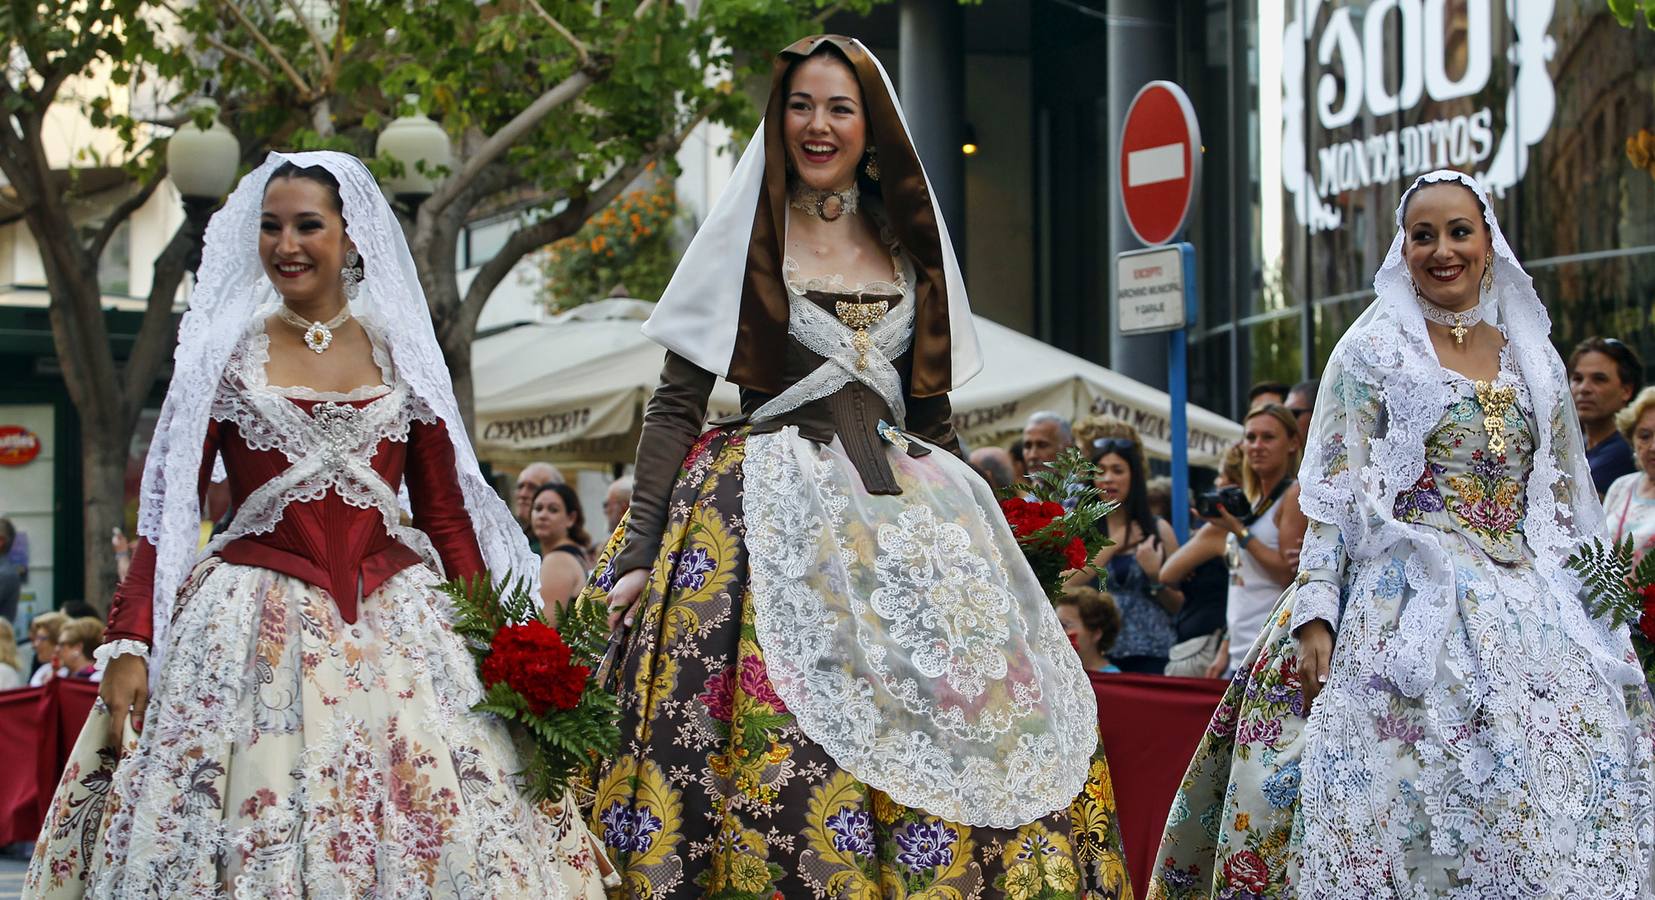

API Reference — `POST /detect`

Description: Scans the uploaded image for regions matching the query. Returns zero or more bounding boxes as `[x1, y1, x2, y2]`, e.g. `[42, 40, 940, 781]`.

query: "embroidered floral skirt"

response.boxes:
[1145, 592, 1306, 900]
[25, 561, 612, 899]
[1150, 547, 1655, 900]
[582, 427, 1133, 899]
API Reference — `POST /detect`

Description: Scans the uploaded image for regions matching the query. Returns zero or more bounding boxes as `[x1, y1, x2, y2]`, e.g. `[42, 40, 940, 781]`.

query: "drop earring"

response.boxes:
[863, 147, 880, 182]
[340, 247, 362, 302]
[1481, 250, 1494, 294]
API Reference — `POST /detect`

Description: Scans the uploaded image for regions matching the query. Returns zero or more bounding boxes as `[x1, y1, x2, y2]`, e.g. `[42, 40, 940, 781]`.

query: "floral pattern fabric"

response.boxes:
[25, 562, 610, 899]
[582, 427, 1134, 899]
[1150, 369, 1655, 899]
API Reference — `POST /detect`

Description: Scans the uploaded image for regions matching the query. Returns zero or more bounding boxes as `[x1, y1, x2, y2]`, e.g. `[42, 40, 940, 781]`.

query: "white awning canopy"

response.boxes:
[472, 298, 1242, 467]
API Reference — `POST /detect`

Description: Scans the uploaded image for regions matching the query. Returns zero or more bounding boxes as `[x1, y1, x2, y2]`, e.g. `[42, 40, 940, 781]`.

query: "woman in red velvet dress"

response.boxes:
[25, 152, 612, 899]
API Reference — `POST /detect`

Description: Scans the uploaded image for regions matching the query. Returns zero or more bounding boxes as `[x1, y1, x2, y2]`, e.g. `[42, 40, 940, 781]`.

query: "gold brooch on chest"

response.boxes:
[835, 300, 888, 371]
[1473, 380, 1518, 455]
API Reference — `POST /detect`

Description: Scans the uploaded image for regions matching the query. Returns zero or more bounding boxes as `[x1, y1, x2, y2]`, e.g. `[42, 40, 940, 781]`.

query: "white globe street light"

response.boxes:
[166, 100, 239, 202]
[377, 96, 452, 207]
[166, 99, 240, 272]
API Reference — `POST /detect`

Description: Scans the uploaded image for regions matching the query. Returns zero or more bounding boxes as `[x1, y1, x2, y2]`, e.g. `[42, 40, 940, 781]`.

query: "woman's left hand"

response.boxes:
[1134, 536, 1164, 578]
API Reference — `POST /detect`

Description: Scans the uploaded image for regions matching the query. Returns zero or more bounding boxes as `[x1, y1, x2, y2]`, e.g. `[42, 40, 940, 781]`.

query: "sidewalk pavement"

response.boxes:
[0, 845, 28, 899]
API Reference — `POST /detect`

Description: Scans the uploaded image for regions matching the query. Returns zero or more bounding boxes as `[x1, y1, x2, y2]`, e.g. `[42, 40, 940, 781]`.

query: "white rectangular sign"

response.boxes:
[1116, 245, 1187, 334]
[1127, 143, 1186, 187]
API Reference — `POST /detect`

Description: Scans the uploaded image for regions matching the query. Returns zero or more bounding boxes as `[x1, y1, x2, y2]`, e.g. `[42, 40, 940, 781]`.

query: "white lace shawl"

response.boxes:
[1291, 169, 1637, 696]
[135, 151, 540, 683]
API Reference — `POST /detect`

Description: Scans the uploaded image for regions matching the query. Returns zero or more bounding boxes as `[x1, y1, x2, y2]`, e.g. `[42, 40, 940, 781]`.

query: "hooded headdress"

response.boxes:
[642, 35, 980, 397]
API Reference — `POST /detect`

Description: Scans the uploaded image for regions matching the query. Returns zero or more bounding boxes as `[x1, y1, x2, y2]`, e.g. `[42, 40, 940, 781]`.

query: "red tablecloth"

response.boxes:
[0, 678, 101, 846]
[1093, 671, 1228, 893]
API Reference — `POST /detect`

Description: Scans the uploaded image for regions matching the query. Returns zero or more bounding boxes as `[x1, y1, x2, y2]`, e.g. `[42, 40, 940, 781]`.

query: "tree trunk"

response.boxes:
[81, 420, 129, 614]
[438, 310, 477, 436]
[448, 337, 476, 444]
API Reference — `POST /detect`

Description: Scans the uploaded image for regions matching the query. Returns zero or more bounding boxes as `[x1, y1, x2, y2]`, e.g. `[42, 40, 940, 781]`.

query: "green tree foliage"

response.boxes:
[1608, 0, 1655, 29]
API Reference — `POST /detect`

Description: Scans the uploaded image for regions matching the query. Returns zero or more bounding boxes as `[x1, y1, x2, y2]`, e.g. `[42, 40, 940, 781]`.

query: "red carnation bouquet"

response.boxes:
[1567, 536, 1655, 682]
[441, 576, 619, 801]
[998, 446, 1115, 603]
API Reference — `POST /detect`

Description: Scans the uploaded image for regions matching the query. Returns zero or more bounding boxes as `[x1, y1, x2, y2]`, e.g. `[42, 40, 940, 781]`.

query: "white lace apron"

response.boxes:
[740, 280, 1098, 828]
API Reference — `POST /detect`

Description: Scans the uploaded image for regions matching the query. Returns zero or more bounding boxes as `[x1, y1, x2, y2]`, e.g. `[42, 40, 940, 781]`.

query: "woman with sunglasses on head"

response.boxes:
[1066, 425, 1183, 674]
[1160, 404, 1307, 680]
[1150, 172, 1655, 898]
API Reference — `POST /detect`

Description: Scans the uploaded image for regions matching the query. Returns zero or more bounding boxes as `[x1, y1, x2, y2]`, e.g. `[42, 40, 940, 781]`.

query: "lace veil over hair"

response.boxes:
[1295, 169, 1636, 695]
[136, 151, 541, 680]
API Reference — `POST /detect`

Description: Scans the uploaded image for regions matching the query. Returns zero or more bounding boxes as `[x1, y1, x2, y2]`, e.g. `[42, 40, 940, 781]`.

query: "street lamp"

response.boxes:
[377, 96, 452, 210]
[166, 100, 239, 272]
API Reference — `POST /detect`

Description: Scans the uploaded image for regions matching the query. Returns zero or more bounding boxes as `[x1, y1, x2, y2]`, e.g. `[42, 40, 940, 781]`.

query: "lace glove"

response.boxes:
[1290, 518, 1346, 635]
[93, 639, 151, 675]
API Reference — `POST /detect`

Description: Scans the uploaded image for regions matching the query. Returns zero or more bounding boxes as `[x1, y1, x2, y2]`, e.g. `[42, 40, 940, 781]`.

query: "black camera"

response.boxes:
[1195, 485, 1251, 520]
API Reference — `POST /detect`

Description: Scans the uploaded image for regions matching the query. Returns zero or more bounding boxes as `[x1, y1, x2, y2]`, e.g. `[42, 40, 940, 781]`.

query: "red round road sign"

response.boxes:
[1119, 81, 1201, 247]
[0, 426, 41, 466]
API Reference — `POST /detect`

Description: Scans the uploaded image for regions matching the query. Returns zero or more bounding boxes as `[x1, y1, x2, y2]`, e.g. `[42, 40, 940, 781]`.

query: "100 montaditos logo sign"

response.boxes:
[1282, 0, 1557, 232]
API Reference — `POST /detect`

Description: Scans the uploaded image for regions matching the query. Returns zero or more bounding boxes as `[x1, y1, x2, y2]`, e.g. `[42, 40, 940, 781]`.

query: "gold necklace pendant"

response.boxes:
[1450, 314, 1467, 346]
[835, 300, 887, 371]
[1473, 379, 1517, 455]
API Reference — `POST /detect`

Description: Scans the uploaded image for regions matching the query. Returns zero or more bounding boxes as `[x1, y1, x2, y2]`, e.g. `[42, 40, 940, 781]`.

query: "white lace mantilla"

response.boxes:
[134, 153, 543, 687]
[741, 427, 1097, 827]
[202, 325, 443, 571]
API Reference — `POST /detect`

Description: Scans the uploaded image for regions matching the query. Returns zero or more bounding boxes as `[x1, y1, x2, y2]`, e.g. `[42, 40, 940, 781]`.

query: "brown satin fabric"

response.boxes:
[727, 34, 955, 399]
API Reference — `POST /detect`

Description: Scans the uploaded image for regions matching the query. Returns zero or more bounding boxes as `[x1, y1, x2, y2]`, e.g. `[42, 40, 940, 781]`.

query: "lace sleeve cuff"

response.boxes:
[1290, 580, 1341, 635]
[93, 639, 151, 674]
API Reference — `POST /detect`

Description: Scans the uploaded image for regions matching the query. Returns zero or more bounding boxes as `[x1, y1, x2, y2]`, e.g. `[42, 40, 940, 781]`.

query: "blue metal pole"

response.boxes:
[1168, 242, 1197, 544]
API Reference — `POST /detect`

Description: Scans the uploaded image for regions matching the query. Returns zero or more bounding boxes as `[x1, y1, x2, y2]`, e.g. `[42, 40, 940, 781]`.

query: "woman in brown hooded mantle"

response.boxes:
[582, 35, 1133, 899]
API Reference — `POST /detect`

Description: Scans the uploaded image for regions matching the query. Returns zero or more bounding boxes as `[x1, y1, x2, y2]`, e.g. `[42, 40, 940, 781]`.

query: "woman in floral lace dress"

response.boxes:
[25, 152, 613, 899]
[583, 35, 1132, 899]
[1148, 171, 1655, 900]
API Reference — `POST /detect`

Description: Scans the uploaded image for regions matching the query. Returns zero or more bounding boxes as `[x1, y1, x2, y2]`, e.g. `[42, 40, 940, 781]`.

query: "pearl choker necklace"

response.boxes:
[1418, 300, 1485, 346]
[789, 183, 859, 221]
[277, 304, 352, 354]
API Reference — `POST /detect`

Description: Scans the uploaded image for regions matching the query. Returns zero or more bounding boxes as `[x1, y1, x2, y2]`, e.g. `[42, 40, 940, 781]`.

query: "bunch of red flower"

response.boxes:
[999, 498, 1090, 571]
[480, 620, 589, 715]
[1639, 584, 1655, 643]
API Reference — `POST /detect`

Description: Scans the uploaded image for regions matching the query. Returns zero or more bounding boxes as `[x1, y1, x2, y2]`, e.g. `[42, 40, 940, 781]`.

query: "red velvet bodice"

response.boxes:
[106, 392, 484, 648]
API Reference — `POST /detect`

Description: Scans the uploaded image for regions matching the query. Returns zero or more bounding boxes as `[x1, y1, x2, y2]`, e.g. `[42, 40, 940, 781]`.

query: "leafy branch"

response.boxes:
[1608, 0, 1655, 29]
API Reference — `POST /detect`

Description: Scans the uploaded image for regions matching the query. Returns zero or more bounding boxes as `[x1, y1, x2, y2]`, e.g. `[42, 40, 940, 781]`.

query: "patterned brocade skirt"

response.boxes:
[25, 561, 611, 899]
[582, 427, 1134, 899]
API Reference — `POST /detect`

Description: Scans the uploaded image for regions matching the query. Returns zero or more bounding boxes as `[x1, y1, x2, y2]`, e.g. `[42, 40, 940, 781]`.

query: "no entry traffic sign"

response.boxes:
[1119, 81, 1201, 247]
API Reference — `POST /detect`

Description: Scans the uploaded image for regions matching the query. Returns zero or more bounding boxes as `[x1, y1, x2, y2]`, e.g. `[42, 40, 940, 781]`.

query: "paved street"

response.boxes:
[0, 851, 25, 900]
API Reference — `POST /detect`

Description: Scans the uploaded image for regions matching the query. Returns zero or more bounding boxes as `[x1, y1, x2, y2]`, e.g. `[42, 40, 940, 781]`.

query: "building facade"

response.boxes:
[845, 0, 1655, 420]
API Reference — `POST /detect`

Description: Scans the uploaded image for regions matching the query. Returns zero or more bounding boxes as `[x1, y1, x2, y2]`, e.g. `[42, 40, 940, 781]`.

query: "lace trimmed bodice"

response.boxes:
[104, 324, 486, 645]
[1392, 348, 1535, 564]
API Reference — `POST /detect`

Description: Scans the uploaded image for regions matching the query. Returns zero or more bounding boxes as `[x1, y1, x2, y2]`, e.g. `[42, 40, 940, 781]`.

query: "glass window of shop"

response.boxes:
[1243, 0, 1655, 397]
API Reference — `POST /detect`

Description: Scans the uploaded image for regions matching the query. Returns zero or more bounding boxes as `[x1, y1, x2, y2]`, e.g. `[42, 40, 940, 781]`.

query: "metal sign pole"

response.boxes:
[1168, 243, 1197, 544]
